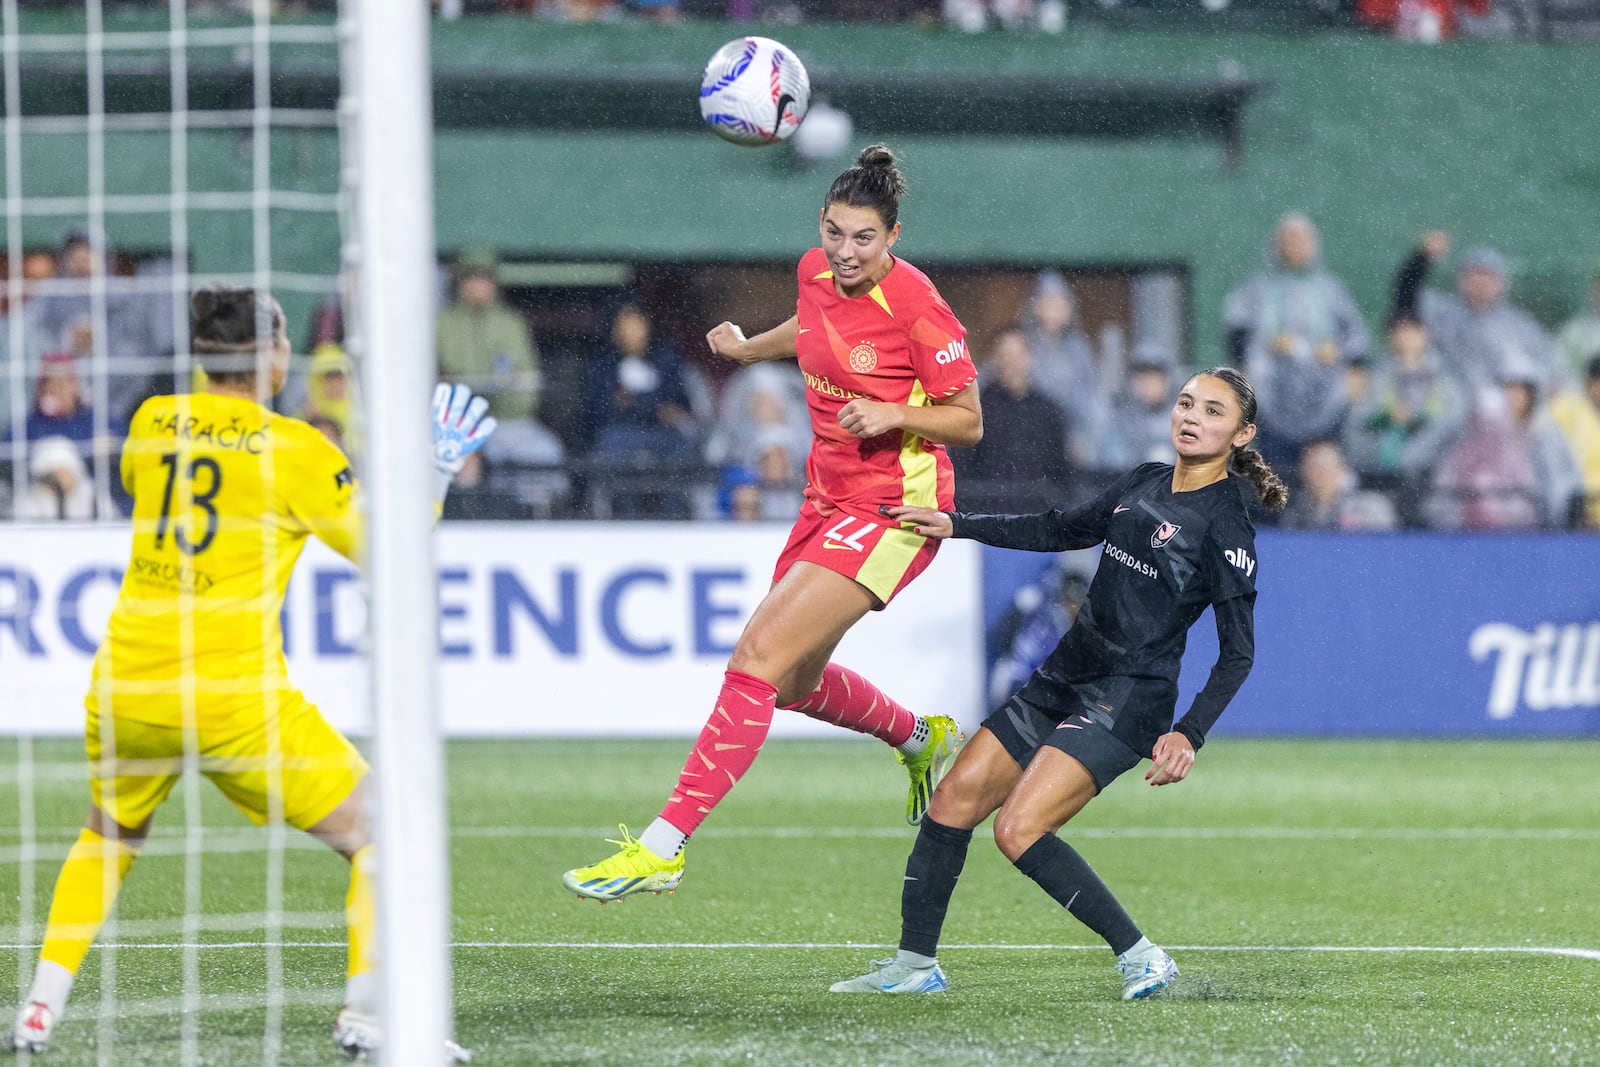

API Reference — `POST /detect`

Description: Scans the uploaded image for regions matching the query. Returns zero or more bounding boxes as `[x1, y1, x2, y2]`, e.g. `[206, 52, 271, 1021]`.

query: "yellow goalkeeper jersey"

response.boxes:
[91, 392, 362, 727]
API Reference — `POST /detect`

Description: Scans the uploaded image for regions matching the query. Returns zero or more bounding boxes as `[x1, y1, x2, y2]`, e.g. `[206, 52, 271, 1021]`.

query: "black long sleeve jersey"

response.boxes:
[951, 462, 1259, 754]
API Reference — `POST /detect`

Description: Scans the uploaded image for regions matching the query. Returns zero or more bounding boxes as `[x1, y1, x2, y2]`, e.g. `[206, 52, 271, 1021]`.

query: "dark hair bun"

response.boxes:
[857, 143, 896, 170]
[191, 285, 276, 351]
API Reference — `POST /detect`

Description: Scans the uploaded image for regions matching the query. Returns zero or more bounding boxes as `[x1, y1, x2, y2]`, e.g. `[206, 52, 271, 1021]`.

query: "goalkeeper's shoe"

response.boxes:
[829, 958, 948, 994]
[1117, 944, 1178, 1001]
[333, 1006, 472, 1063]
[898, 715, 964, 825]
[334, 1006, 380, 1059]
[10, 1001, 55, 1054]
[562, 825, 684, 902]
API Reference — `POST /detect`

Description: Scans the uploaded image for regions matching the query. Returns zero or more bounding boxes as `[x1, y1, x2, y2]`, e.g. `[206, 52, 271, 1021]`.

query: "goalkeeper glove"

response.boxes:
[430, 382, 498, 505]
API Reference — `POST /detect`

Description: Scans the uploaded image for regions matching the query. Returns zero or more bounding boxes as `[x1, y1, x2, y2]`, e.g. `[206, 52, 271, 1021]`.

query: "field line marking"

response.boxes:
[6, 825, 1600, 845]
[459, 826, 1600, 841]
[2, 941, 1596, 960]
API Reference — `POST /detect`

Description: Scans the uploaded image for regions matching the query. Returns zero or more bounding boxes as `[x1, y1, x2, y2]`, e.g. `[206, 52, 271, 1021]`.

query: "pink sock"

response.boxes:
[660, 669, 778, 836]
[782, 662, 916, 747]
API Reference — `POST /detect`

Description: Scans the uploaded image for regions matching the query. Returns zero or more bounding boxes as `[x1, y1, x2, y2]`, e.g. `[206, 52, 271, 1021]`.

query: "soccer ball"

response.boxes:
[698, 37, 810, 147]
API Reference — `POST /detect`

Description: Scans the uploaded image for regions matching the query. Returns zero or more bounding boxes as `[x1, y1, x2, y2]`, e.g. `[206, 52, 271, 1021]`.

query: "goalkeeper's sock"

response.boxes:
[346, 845, 377, 981]
[899, 817, 972, 958]
[37, 829, 138, 980]
[22, 961, 74, 1022]
[1012, 834, 1142, 956]
[660, 669, 777, 836]
[782, 662, 918, 749]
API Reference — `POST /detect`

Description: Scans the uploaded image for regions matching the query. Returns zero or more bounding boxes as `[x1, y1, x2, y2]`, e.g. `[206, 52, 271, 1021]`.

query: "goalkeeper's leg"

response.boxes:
[303, 786, 380, 1055]
[12, 808, 147, 1053]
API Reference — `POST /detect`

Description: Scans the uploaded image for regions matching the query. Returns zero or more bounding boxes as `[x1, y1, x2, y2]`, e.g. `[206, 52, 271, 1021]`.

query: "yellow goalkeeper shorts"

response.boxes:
[84, 690, 369, 833]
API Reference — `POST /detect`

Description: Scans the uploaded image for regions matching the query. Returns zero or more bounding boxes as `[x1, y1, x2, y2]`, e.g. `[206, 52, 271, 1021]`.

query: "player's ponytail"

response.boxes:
[825, 143, 907, 229]
[1194, 365, 1290, 512]
[1230, 447, 1289, 511]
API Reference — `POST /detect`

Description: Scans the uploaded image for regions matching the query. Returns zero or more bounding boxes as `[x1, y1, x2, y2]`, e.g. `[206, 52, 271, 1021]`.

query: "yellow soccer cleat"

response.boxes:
[562, 825, 685, 902]
[897, 715, 964, 826]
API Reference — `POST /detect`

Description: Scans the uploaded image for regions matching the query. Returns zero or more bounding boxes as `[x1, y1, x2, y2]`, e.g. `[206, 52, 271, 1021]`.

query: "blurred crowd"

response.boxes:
[4, 218, 1600, 533]
[114, 0, 1583, 38]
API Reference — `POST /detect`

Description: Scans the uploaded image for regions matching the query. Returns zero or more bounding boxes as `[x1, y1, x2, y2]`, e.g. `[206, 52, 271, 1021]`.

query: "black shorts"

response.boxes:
[983, 692, 1145, 793]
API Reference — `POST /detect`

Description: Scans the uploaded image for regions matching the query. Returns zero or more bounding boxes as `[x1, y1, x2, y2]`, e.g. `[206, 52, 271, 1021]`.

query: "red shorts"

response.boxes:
[772, 500, 940, 608]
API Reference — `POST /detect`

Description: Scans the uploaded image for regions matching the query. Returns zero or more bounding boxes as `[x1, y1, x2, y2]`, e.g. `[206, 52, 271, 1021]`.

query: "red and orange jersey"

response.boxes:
[793, 247, 976, 524]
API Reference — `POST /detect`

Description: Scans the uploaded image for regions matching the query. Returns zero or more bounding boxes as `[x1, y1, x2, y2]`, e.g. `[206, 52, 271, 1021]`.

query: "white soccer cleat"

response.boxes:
[1117, 945, 1178, 1000]
[333, 1006, 471, 1063]
[830, 958, 949, 994]
[10, 1001, 55, 1054]
[334, 1005, 381, 1059]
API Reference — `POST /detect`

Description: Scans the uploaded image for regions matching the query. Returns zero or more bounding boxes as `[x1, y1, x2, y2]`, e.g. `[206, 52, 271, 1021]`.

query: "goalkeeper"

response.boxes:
[9, 287, 495, 1058]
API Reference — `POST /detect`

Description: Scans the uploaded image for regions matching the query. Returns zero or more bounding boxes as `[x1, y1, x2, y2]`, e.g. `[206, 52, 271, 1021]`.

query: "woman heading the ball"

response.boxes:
[563, 145, 983, 901]
[830, 367, 1287, 1000]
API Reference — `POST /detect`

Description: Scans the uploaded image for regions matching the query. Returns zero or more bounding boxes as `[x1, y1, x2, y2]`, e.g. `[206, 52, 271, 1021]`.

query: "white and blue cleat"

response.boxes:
[830, 958, 949, 994]
[1117, 945, 1178, 1000]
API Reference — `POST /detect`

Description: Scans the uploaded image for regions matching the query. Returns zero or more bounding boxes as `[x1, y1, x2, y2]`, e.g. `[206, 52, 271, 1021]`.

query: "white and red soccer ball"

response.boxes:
[699, 36, 810, 147]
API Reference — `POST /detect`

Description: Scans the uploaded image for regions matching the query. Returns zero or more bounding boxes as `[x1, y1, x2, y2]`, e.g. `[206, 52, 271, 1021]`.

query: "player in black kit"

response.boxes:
[831, 366, 1289, 1001]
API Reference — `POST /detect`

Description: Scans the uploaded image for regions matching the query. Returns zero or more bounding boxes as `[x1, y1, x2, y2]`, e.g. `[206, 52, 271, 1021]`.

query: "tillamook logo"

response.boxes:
[1469, 621, 1600, 718]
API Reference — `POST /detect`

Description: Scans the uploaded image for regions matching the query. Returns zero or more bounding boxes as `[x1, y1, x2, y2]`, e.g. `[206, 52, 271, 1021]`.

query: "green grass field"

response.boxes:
[4, 736, 1599, 1065]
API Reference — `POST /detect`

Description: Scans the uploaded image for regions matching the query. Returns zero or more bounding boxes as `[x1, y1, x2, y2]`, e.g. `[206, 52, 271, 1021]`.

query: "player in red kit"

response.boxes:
[564, 145, 983, 901]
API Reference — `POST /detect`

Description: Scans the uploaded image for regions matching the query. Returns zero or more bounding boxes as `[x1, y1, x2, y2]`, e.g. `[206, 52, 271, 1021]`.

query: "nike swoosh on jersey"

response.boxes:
[1114, 505, 1131, 514]
[796, 327, 810, 335]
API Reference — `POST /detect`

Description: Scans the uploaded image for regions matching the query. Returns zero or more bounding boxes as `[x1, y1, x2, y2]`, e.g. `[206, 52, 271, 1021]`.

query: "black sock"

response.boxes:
[1012, 834, 1142, 956]
[898, 817, 973, 959]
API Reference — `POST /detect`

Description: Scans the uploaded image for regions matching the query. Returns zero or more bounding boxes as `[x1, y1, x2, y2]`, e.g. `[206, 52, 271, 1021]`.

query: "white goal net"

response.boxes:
[1, 1, 452, 1062]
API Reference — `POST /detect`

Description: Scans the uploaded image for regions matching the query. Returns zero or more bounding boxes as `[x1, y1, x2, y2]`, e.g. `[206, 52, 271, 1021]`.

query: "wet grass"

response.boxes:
[3, 737, 1598, 1065]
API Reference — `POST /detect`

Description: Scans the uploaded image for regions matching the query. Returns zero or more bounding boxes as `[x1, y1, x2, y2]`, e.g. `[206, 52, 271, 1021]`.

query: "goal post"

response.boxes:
[342, 0, 457, 1061]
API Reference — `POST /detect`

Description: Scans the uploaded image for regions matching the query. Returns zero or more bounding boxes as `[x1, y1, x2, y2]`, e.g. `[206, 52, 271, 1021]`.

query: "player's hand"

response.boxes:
[430, 382, 497, 478]
[838, 399, 902, 438]
[706, 321, 750, 363]
[1421, 230, 1451, 261]
[1146, 732, 1195, 786]
[883, 505, 952, 539]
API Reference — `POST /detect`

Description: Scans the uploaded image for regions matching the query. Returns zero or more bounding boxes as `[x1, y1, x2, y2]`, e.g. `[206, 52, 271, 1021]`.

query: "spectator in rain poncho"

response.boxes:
[1555, 265, 1600, 382]
[25, 228, 175, 427]
[1547, 354, 1600, 528]
[1278, 438, 1397, 531]
[1098, 343, 1179, 471]
[703, 360, 811, 472]
[1425, 362, 1579, 530]
[1018, 270, 1110, 468]
[16, 435, 97, 521]
[297, 343, 360, 457]
[1344, 315, 1466, 495]
[1224, 213, 1369, 471]
[1393, 235, 1563, 397]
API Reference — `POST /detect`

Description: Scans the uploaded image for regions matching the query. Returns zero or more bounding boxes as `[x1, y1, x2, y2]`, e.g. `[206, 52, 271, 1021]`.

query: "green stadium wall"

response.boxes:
[6, 10, 1596, 360]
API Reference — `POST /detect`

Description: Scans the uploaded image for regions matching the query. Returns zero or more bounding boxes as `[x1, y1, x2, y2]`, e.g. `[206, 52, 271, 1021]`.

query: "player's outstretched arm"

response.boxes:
[430, 382, 499, 508]
[706, 315, 799, 365]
